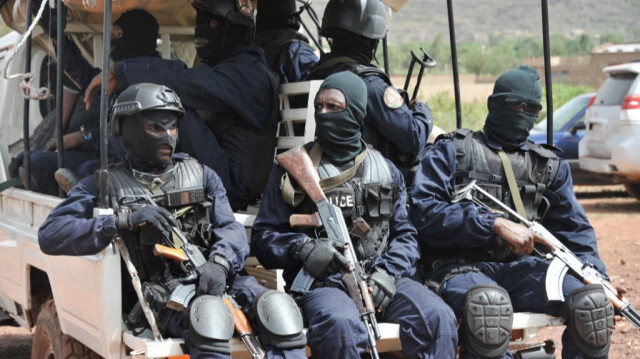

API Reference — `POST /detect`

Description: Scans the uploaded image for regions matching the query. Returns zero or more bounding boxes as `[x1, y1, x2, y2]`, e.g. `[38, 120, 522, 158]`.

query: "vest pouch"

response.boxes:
[179, 201, 214, 249]
[365, 184, 381, 218]
[379, 185, 393, 217]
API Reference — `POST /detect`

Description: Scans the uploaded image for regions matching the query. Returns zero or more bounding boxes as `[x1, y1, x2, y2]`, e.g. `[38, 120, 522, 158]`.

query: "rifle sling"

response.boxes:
[498, 150, 527, 218]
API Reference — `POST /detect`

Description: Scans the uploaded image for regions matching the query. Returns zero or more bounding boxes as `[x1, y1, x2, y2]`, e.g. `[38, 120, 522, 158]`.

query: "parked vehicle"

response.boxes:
[528, 92, 613, 185]
[579, 61, 640, 199]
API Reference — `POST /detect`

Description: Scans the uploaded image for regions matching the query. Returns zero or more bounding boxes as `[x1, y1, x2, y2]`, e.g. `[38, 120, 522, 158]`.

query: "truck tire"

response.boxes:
[31, 299, 101, 359]
[624, 183, 640, 201]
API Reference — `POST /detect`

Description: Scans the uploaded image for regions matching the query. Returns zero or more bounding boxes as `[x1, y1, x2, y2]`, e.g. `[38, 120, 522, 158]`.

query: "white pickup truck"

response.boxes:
[0, 1, 563, 358]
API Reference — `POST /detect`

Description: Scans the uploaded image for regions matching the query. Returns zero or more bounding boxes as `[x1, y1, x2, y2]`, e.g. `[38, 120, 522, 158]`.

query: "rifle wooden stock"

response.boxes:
[276, 147, 325, 203]
[290, 212, 322, 228]
[153, 244, 188, 262]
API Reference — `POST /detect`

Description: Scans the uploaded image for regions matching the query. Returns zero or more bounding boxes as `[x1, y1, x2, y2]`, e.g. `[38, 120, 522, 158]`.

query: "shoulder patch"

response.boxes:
[237, 0, 254, 16]
[383, 86, 403, 109]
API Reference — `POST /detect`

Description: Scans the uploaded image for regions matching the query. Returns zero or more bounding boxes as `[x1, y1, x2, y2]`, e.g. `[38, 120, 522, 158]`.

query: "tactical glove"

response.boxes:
[297, 237, 350, 279]
[125, 205, 178, 238]
[368, 267, 396, 311]
[196, 260, 229, 297]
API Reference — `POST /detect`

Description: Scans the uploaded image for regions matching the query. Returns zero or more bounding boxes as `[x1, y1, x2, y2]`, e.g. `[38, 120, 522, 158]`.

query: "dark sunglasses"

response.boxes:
[503, 97, 542, 115]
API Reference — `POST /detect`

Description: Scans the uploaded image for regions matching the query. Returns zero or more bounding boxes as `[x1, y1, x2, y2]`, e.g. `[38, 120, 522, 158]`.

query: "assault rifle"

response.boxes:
[276, 146, 381, 359]
[154, 244, 266, 359]
[129, 193, 265, 358]
[452, 180, 640, 330]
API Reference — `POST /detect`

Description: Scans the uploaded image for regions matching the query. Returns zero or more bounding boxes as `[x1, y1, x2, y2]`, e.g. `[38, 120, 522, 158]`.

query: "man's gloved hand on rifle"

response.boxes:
[197, 255, 231, 296]
[297, 237, 351, 279]
[367, 267, 396, 311]
[117, 205, 178, 239]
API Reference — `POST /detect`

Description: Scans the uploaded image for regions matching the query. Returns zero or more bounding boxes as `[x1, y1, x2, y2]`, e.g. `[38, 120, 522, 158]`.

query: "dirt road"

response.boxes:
[0, 185, 638, 358]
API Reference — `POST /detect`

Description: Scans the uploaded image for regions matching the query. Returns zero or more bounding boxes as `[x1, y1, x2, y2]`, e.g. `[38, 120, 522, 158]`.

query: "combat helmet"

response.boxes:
[111, 83, 185, 137]
[191, 0, 255, 29]
[321, 0, 387, 40]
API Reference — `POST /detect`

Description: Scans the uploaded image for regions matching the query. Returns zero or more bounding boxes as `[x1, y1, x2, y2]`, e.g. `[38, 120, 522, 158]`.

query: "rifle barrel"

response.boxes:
[621, 305, 640, 330]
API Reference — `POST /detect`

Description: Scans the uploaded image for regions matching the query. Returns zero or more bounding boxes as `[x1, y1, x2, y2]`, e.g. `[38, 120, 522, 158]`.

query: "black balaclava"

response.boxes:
[122, 110, 178, 173]
[328, 28, 379, 64]
[484, 65, 543, 150]
[315, 71, 367, 165]
[110, 9, 160, 61]
[195, 10, 250, 65]
[256, 0, 299, 33]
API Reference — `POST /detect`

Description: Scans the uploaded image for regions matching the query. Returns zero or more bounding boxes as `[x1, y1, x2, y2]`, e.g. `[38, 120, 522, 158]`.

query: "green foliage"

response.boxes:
[386, 32, 627, 77]
[426, 84, 594, 133]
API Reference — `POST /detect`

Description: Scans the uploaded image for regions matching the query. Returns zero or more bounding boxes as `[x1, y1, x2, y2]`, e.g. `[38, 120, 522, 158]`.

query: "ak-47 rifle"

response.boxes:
[154, 244, 266, 359]
[127, 192, 265, 359]
[276, 146, 381, 359]
[452, 180, 640, 330]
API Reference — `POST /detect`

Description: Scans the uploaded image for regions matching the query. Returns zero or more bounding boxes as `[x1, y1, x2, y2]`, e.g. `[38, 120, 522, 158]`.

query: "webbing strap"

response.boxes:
[498, 150, 527, 218]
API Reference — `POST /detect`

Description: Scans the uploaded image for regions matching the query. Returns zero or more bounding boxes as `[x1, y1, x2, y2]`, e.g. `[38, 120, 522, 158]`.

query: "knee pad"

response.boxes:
[463, 284, 513, 358]
[253, 290, 307, 349]
[564, 284, 614, 359]
[187, 295, 235, 354]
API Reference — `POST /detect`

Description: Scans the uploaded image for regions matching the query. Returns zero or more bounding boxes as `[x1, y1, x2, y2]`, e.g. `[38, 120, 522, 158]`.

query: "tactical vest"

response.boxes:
[307, 58, 409, 164]
[108, 157, 212, 283]
[316, 148, 394, 271]
[205, 60, 281, 200]
[431, 129, 559, 263]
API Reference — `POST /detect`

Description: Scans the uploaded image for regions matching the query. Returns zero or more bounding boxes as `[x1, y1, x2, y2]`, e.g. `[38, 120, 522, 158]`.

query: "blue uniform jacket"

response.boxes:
[38, 156, 249, 274]
[251, 154, 421, 282]
[113, 45, 274, 131]
[315, 53, 433, 158]
[409, 136, 607, 275]
[275, 41, 319, 84]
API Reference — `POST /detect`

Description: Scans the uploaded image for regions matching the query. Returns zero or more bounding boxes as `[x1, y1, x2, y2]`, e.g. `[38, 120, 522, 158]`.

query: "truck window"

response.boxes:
[593, 73, 636, 106]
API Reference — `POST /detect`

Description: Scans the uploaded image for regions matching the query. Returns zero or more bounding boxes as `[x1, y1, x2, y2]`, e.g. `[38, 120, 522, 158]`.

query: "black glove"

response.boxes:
[125, 205, 178, 237]
[196, 261, 229, 296]
[367, 267, 396, 311]
[297, 237, 351, 279]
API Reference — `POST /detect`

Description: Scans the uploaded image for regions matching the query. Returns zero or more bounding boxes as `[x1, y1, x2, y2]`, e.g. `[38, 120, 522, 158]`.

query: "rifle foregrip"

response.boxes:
[223, 298, 253, 336]
[153, 244, 188, 262]
[290, 212, 322, 228]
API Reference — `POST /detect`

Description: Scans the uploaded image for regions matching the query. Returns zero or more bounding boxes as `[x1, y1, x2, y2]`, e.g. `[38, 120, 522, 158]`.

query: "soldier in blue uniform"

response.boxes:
[305, 0, 433, 186]
[255, 0, 319, 83]
[410, 65, 617, 359]
[39, 83, 307, 359]
[84, 0, 279, 212]
[252, 71, 458, 359]
[12, 8, 157, 195]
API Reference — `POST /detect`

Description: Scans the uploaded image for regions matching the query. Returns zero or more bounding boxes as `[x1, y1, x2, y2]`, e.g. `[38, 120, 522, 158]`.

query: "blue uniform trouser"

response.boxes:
[16, 150, 98, 196]
[300, 278, 458, 359]
[177, 113, 249, 211]
[428, 256, 607, 359]
[172, 275, 306, 359]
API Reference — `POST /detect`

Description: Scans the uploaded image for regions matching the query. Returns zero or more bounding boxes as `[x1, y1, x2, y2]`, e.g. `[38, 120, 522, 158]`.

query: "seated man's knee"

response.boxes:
[462, 284, 512, 358]
[186, 295, 235, 355]
[253, 290, 306, 349]
[564, 284, 614, 359]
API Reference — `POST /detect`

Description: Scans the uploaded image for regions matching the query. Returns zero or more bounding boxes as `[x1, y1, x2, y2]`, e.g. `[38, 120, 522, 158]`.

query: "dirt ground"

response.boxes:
[0, 185, 639, 358]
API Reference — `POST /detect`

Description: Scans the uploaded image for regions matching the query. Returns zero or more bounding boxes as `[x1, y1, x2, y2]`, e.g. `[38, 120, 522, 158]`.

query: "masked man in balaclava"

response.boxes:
[305, 0, 433, 187]
[14, 8, 161, 196]
[254, 0, 318, 83]
[410, 65, 618, 359]
[84, 0, 280, 212]
[252, 71, 458, 358]
[39, 83, 307, 359]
